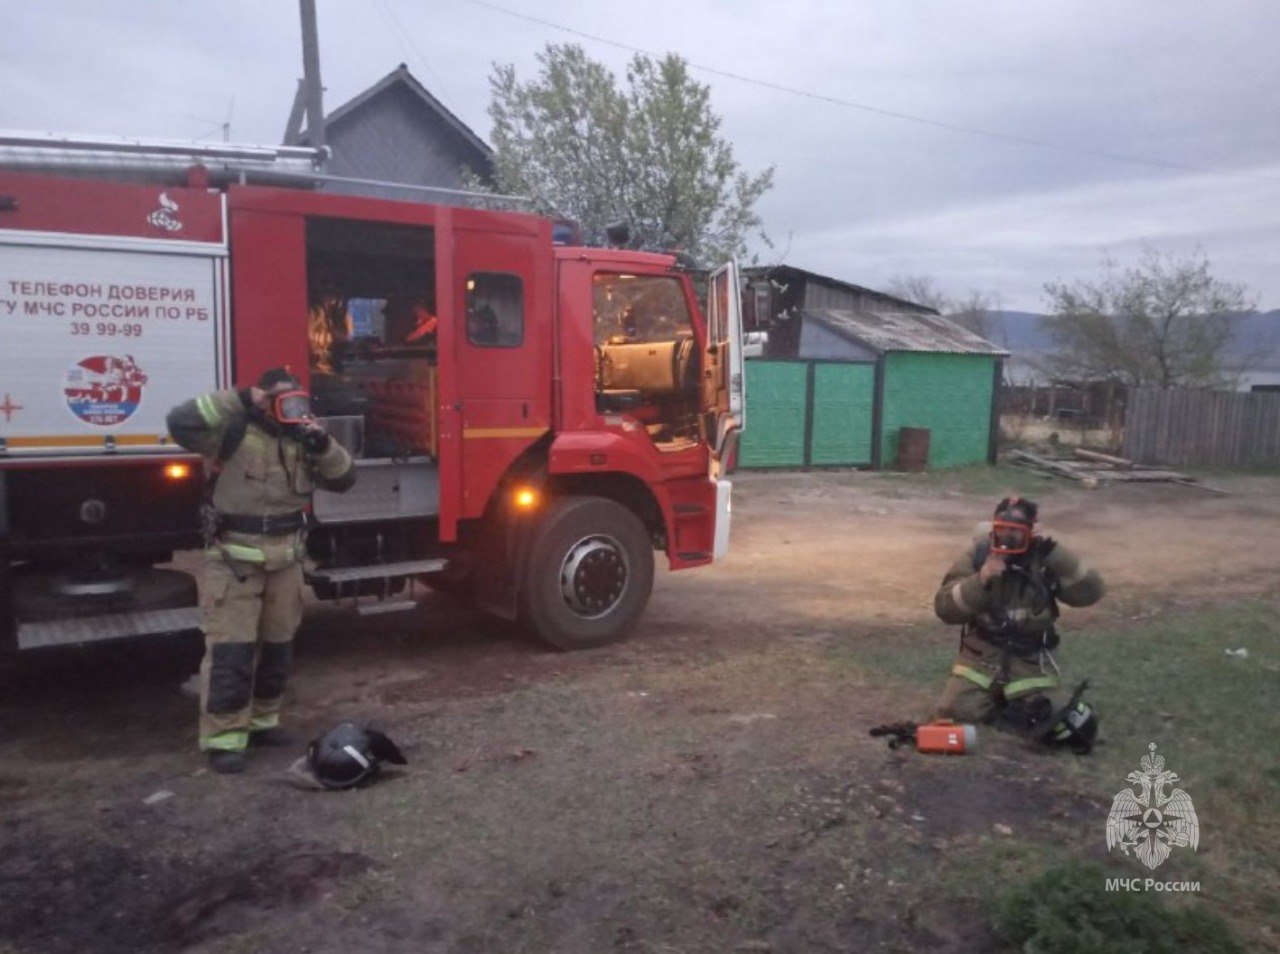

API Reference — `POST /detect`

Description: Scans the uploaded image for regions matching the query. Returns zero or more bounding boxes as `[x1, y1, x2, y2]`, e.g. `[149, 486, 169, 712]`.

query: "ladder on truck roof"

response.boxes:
[0, 130, 532, 206]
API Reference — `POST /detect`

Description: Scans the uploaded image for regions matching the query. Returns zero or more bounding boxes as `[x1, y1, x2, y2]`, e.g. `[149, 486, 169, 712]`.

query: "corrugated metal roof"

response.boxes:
[803, 308, 1009, 356]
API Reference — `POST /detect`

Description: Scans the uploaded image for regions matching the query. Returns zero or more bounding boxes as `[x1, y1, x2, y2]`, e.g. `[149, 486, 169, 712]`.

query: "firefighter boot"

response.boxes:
[248, 726, 297, 748]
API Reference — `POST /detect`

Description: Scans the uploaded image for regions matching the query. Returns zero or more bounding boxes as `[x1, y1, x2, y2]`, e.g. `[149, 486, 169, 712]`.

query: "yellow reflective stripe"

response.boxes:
[206, 544, 266, 563]
[250, 714, 280, 731]
[952, 663, 994, 690]
[4, 434, 168, 448]
[1005, 675, 1060, 698]
[201, 730, 249, 752]
[196, 394, 224, 426]
[462, 426, 548, 439]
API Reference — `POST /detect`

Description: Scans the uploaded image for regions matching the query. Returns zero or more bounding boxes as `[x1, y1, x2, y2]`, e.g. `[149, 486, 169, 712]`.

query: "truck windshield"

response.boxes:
[593, 274, 692, 345]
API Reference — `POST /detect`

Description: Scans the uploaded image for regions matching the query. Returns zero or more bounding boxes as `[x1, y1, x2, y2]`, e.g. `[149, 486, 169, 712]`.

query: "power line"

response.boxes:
[371, 0, 462, 112]
[458, 0, 1280, 185]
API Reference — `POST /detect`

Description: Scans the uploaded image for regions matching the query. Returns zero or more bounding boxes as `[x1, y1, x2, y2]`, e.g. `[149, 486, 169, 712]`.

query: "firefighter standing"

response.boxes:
[931, 497, 1104, 750]
[167, 368, 355, 774]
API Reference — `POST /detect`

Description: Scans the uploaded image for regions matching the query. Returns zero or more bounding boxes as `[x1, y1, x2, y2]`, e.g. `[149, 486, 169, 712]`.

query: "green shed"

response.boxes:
[740, 307, 1006, 470]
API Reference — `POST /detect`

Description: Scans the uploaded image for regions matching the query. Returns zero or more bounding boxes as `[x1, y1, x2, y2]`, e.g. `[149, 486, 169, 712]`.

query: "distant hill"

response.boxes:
[969, 309, 1280, 385]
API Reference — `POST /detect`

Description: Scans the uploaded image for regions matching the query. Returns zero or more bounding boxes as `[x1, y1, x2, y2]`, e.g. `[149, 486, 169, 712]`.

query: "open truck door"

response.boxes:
[703, 259, 745, 475]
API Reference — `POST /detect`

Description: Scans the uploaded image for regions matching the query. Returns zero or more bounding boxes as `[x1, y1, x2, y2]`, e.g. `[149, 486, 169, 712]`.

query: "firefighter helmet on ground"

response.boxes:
[306, 721, 407, 790]
[1044, 699, 1099, 754]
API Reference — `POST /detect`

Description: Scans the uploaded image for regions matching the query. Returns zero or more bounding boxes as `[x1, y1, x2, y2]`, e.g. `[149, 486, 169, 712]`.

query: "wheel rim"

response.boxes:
[559, 534, 630, 619]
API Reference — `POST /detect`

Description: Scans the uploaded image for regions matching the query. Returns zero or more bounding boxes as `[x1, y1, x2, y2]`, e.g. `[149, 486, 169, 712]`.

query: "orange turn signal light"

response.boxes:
[513, 487, 538, 510]
[164, 462, 193, 481]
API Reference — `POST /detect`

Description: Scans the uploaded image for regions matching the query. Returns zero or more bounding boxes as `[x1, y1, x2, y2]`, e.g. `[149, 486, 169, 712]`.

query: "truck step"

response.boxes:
[356, 599, 420, 617]
[676, 551, 711, 563]
[17, 607, 201, 651]
[308, 558, 447, 584]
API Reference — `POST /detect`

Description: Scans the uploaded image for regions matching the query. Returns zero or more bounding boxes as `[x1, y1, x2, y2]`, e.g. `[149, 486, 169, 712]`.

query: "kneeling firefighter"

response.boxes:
[931, 497, 1103, 751]
[167, 368, 356, 774]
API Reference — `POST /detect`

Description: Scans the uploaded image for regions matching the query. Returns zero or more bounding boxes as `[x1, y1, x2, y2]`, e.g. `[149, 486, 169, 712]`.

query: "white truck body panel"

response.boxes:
[0, 231, 228, 454]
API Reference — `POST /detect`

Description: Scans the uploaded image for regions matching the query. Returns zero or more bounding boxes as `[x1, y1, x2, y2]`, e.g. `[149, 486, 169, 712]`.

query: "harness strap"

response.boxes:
[217, 510, 307, 535]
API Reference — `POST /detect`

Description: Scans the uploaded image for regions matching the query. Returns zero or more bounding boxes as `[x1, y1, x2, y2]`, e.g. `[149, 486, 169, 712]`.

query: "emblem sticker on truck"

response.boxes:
[63, 354, 148, 426]
[146, 192, 183, 233]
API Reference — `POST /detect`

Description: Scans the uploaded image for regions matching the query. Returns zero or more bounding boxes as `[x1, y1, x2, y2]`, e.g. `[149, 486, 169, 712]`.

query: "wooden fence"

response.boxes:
[1123, 387, 1280, 468]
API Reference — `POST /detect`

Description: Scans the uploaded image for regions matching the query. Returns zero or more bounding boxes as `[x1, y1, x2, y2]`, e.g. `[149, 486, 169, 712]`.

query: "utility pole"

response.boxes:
[293, 0, 326, 149]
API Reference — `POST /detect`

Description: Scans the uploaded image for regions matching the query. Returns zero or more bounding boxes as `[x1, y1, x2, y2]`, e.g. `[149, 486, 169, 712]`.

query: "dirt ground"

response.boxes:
[3, 469, 1279, 953]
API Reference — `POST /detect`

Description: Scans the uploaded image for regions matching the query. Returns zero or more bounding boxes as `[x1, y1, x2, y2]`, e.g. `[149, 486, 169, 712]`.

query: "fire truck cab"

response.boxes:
[0, 134, 744, 653]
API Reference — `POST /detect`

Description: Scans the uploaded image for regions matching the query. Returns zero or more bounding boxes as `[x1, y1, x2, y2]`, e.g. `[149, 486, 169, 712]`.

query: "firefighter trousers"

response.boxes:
[931, 637, 1066, 724]
[198, 556, 304, 752]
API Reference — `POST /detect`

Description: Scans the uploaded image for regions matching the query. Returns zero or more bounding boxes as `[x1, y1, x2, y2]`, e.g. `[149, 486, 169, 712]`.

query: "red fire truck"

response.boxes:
[0, 134, 744, 653]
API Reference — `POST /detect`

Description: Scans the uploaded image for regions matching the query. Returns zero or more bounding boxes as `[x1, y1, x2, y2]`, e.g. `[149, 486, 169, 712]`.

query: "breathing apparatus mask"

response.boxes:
[256, 368, 313, 427]
[271, 389, 314, 427]
[990, 496, 1038, 558]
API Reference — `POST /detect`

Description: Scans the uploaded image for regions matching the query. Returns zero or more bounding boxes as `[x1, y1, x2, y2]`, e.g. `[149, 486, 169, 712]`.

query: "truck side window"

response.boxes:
[466, 273, 523, 347]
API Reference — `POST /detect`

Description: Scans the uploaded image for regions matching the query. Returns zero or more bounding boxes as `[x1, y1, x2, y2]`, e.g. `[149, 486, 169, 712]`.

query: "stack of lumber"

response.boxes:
[1005, 448, 1228, 494]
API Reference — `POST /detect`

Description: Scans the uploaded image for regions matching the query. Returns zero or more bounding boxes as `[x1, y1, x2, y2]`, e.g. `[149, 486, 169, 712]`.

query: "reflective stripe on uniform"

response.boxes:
[1004, 674, 1060, 698]
[196, 394, 224, 426]
[207, 543, 266, 564]
[201, 730, 249, 752]
[951, 663, 994, 689]
[250, 713, 280, 731]
[950, 581, 974, 614]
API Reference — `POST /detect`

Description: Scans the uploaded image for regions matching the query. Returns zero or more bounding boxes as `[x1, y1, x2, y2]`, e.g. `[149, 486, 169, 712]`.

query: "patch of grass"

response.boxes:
[1061, 602, 1280, 816]
[823, 623, 951, 687]
[864, 464, 1060, 499]
[992, 859, 1244, 954]
[1060, 601, 1280, 947]
[843, 601, 1280, 949]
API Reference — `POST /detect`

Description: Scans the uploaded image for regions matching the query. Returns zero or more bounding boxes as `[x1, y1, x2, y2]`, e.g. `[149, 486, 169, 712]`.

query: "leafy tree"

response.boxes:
[1042, 248, 1254, 388]
[487, 44, 774, 263]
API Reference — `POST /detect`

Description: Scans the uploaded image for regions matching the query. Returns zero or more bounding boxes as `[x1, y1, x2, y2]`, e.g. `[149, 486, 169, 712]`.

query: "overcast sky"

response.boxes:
[3, 1, 1278, 312]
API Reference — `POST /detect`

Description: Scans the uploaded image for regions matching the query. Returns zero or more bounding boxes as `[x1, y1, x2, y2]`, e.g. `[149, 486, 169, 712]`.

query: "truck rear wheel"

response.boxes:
[519, 496, 654, 650]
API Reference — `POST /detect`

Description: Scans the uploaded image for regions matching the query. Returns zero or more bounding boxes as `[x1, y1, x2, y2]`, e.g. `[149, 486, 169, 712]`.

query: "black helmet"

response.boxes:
[1045, 700, 1099, 754]
[306, 722, 407, 790]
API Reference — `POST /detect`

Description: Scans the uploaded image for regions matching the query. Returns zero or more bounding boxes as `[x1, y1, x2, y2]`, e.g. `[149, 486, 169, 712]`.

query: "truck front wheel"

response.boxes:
[519, 496, 654, 650]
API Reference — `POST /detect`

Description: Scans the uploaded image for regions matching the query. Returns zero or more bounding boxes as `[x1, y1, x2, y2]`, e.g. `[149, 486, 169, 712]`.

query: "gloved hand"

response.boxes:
[299, 424, 331, 454]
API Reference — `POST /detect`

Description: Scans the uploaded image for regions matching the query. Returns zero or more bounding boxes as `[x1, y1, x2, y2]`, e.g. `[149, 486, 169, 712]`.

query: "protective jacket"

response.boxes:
[934, 534, 1103, 703]
[166, 389, 354, 566]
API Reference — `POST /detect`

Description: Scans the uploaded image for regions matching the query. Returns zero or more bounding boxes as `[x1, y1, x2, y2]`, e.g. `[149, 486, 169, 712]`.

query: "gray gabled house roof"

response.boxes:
[287, 64, 494, 199]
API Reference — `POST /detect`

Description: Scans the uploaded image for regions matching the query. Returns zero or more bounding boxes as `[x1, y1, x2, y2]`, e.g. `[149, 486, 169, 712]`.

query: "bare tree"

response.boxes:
[886, 275, 947, 313]
[1042, 248, 1254, 388]
[948, 289, 1002, 340]
[887, 276, 1001, 340]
